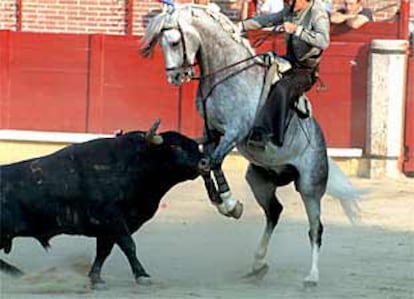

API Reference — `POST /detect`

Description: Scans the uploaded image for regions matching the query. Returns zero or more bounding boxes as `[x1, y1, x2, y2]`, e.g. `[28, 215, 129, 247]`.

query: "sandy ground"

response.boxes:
[1, 156, 413, 299]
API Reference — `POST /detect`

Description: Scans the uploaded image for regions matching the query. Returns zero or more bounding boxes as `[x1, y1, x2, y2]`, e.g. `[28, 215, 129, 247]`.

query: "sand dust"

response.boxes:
[1, 156, 413, 298]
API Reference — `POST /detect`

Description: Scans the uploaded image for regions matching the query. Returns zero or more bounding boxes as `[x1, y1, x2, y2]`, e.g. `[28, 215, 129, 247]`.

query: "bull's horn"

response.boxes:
[145, 118, 164, 145]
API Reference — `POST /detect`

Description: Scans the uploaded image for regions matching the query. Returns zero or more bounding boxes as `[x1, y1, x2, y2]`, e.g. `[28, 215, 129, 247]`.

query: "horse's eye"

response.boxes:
[171, 41, 180, 47]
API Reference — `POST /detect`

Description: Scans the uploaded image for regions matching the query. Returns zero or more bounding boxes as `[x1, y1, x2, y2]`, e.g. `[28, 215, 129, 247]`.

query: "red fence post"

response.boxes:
[398, 0, 409, 40]
[403, 52, 414, 176]
[16, 0, 22, 32]
[0, 30, 11, 129]
[126, 0, 134, 35]
[87, 34, 105, 133]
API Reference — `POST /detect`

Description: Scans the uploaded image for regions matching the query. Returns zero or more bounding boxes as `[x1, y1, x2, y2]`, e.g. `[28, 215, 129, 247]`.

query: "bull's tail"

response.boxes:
[326, 158, 369, 224]
[0, 259, 24, 277]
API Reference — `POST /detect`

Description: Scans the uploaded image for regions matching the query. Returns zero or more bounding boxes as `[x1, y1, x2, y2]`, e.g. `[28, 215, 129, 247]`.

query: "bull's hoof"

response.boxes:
[242, 263, 269, 280]
[90, 281, 108, 290]
[0, 260, 24, 277]
[136, 276, 153, 285]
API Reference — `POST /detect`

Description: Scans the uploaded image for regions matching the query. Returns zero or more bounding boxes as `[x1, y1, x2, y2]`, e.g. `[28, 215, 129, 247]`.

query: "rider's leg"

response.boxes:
[249, 68, 315, 148]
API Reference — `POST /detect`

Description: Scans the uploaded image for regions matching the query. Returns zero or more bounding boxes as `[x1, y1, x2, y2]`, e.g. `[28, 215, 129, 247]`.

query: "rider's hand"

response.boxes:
[283, 22, 298, 34]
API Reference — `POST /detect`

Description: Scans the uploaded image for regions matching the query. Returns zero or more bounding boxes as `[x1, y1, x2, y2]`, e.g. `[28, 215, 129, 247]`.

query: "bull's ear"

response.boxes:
[145, 118, 164, 145]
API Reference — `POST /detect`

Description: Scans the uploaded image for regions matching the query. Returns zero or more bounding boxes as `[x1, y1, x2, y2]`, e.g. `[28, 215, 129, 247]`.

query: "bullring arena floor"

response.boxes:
[0, 154, 413, 299]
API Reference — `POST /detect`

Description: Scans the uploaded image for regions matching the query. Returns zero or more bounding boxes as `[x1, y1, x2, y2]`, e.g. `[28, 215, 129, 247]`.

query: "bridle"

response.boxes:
[162, 22, 197, 73]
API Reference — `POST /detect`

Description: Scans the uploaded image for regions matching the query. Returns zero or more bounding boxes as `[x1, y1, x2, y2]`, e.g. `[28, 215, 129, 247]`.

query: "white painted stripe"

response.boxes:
[0, 130, 364, 158]
[327, 148, 363, 158]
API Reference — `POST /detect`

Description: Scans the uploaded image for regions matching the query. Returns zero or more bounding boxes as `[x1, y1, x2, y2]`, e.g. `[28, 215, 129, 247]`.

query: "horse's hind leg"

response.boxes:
[296, 180, 326, 286]
[245, 164, 282, 278]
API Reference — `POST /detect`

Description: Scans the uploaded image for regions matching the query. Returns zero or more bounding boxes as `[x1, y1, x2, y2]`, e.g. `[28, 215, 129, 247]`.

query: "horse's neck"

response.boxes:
[196, 26, 259, 87]
[200, 46, 248, 73]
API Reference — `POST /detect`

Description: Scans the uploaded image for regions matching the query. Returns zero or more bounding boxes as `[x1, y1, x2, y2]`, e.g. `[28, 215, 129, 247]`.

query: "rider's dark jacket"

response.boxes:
[241, 0, 330, 69]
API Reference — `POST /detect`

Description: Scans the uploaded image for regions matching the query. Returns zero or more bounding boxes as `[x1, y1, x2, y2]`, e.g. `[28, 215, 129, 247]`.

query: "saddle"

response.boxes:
[259, 52, 313, 118]
[246, 53, 313, 150]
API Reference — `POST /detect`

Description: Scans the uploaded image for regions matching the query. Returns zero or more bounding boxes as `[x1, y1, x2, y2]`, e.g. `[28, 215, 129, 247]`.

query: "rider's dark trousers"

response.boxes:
[254, 66, 317, 146]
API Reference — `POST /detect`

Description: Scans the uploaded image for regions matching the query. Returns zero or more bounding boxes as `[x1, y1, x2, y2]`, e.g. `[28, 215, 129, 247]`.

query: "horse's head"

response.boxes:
[160, 19, 200, 85]
[140, 6, 202, 85]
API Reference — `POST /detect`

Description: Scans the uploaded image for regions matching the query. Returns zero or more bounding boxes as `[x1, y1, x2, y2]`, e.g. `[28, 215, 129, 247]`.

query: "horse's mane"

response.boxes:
[140, 4, 252, 58]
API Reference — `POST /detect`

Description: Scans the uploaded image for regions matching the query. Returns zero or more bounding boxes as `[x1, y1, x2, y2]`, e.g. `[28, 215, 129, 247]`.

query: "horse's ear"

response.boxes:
[145, 118, 164, 145]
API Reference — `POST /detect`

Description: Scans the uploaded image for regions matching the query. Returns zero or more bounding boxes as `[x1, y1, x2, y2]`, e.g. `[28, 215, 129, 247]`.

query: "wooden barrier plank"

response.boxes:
[6, 32, 89, 132]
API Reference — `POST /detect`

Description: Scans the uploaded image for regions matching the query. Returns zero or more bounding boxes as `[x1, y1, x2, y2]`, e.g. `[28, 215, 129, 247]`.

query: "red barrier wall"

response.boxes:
[1, 32, 89, 132]
[0, 31, 184, 134]
[0, 20, 410, 152]
[87, 35, 181, 133]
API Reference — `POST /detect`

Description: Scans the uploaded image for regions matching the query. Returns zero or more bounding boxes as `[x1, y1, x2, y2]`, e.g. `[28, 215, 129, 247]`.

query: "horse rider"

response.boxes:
[239, 0, 330, 149]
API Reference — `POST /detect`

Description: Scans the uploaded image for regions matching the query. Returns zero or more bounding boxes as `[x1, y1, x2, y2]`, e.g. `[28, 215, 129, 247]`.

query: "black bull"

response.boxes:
[0, 122, 204, 287]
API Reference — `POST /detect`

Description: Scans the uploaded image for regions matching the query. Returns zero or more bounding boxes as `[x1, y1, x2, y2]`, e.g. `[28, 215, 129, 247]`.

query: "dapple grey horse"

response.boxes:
[141, 3, 362, 286]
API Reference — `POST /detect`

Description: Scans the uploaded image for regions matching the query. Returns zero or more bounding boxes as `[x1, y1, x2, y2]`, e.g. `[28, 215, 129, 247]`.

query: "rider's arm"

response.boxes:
[240, 9, 285, 31]
[295, 11, 330, 50]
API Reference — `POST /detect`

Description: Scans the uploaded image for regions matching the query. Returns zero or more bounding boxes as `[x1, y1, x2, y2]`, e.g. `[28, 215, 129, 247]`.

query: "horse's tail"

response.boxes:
[326, 158, 369, 224]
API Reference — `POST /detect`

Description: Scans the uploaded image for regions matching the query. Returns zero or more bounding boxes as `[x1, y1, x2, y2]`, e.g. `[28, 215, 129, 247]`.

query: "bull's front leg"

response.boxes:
[202, 132, 243, 219]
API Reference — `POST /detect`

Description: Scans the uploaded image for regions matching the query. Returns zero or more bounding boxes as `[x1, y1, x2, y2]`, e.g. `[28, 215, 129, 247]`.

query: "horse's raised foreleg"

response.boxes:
[245, 164, 282, 279]
[201, 131, 243, 219]
[200, 171, 222, 205]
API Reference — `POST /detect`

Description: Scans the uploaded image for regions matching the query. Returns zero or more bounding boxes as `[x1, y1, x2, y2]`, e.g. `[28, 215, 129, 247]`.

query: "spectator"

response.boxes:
[240, 0, 258, 19]
[330, 0, 373, 29]
[259, 0, 284, 15]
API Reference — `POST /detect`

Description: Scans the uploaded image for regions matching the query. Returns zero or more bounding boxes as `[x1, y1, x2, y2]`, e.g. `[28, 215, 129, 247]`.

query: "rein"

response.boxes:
[191, 52, 267, 80]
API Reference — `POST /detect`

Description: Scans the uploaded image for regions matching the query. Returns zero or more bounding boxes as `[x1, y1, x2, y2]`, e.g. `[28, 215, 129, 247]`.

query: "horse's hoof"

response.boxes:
[242, 263, 269, 280]
[229, 201, 243, 219]
[217, 204, 232, 217]
[136, 276, 153, 285]
[303, 280, 318, 288]
[303, 274, 318, 288]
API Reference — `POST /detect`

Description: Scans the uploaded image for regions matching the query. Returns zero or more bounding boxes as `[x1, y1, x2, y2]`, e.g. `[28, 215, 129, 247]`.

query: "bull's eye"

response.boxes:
[171, 41, 180, 48]
[169, 144, 182, 151]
